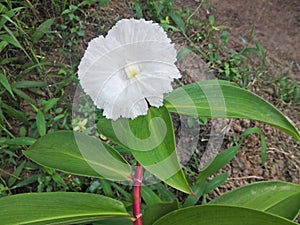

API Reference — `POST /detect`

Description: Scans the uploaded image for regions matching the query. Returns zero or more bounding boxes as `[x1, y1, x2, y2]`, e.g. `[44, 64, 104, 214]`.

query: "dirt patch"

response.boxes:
[206, 0, 300, 81]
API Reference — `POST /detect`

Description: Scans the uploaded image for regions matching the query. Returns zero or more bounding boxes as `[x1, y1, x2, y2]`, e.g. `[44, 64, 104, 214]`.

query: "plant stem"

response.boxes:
[132, 162, 144, 225]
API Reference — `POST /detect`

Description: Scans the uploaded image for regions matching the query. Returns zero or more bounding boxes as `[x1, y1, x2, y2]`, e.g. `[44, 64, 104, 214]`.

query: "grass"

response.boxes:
[0, 0, 299, 204]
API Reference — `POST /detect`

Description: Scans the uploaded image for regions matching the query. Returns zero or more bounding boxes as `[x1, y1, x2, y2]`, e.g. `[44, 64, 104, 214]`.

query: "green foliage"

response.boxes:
[164, 80, 300, 141]
[0, 0, 108, 198]
[132, 0, 173, 22]
[24, 131, 131, 181]
[97, 106, 192, 194]
[210, 181, 300, 221]
[153, 205, 299, 225]
[275, 74, 300, 103]
[0, 192, 130, 225]
[1, 1, 299, 225]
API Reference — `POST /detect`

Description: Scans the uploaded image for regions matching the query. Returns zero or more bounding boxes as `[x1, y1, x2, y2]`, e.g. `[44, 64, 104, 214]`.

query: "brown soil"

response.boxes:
[207, 0, 300, 81]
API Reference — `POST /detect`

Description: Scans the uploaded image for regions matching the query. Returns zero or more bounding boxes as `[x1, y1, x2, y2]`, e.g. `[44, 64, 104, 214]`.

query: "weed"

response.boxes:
[275, 73, 300, 103]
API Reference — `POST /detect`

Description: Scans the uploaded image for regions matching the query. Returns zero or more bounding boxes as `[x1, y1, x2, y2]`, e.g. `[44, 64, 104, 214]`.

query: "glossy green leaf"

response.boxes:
[153, 205, 298, 225]
[0, 192, 131, 225]
[97, 106, 192, 194]
[267, 192, 300, 220]
[164, 80, 300, 141]
[143, 201, 179, 225]
[210, 181, 300, 220]
[23, 131, 131, 181]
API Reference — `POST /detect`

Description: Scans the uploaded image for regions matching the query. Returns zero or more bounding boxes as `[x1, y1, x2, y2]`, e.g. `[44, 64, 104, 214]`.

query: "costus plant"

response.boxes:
[1, 19, 299, 225]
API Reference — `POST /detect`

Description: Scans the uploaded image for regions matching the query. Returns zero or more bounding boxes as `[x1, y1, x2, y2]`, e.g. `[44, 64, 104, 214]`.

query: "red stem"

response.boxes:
[132, 162, 144, 225]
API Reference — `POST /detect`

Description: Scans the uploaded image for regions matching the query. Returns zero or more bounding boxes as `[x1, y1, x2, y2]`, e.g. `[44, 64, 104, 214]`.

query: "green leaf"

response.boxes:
[41, 97, 59, 113]
[204, 172, 229, 194]
[10, 174, 39, 190]
[0, 40, 8, 52]
[267, 192, 300, 220]
[152, 183, 177, 202]
[4, 137, 36, 145]
[143, 201, 179, 225]
[183, 145, 238, 207]
[0, 7, 24, 29]
[260, 131, 267, 165]
[23, 131, 131, 181]
[14, 80, 48, 88]
[97, 106, 192, 194]
[153, 205, 298, 225]
[32, 18, 55, 44]
[197, 145, 239, 183]
[141, 186, 162, 205]
[92, 218, 133, 225]
[132, 2, 143, 19]
[0, 192, 131, 225]
[99, 179, 113, 197]
[169, 13, 186, 34]
[2, 102, 28, 125]
[0, 27, 24, 52]
[183, 181, 206, 207]
[164, 80, 300, 141]
[36, 109, 46, 136]
[7, 160, 26, 187]
[210, 181, 300, 220]
[241, 127, 267, 165]
[0, 73, 14, 97]
[12, 88, 35, 104]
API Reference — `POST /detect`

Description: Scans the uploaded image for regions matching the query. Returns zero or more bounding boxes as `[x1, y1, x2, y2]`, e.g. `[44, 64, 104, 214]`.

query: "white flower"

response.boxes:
[78, 18, 181, 120]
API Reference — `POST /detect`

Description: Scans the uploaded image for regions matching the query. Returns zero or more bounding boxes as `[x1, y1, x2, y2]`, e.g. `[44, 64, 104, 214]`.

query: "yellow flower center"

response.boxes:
[125, 64, 140, 78]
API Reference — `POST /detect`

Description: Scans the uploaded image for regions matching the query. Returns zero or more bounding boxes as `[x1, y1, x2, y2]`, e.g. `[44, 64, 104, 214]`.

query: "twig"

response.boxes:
[228, 176, 265, 180]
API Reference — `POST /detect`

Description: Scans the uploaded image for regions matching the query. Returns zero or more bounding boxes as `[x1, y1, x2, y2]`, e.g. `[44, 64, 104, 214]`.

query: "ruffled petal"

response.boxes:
[107, 18, 171, 45]
[78, 19, 182, 120]
[99, 77, 149, 120]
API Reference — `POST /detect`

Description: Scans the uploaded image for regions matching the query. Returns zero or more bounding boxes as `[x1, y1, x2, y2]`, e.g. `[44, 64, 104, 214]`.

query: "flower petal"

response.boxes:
[107, 18, 171, 44]
[78, 19, 182, 120]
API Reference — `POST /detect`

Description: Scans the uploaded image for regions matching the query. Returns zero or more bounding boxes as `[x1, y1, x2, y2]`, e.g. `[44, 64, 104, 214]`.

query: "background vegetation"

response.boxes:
[0, 0, 299, 212]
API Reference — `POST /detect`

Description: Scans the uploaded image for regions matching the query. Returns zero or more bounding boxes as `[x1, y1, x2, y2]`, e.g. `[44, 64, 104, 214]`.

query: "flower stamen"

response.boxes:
[125, 64, 140, 78]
